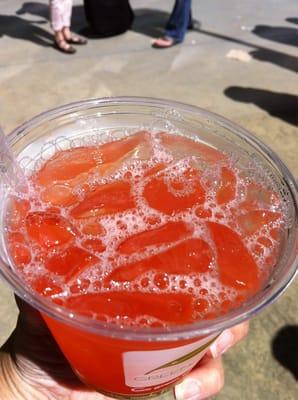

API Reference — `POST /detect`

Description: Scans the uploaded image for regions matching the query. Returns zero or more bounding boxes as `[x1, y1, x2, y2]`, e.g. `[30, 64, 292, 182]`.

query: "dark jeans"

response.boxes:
[165, 0, 192, 42]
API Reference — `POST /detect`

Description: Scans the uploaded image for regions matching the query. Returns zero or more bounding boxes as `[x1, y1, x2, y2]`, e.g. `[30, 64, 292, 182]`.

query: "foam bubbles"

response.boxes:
[5, 130, 287, 327]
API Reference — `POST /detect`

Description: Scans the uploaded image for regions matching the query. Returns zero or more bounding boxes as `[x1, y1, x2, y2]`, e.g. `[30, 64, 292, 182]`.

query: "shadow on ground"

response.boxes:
[285, 17, 298, 25]
[193, 27, 298, 73]
[0, 14, 52, 47]
[16, 1, 48, 18]
[252, 25, 297, 47]
[249, 48, 297, 73]
[224, 87, 298, 126]
[272, 325, 298, 381]
[131, 8, 168, 37]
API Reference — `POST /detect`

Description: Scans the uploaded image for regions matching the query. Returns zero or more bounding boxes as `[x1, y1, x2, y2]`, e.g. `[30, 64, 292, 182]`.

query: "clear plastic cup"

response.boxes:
[0, 97, 297, 398]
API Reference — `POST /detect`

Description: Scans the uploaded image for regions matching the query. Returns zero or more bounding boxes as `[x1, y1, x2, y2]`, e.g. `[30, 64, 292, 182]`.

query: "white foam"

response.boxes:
[5, 130, 287, 326]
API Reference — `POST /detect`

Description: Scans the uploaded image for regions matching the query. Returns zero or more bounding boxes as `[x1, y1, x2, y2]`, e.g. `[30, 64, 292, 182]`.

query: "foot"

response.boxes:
[66, 35, 88, 45]
[54, 38, 76, 54]
[54, 31, 76, 54]
[62, 27, 87, 45]
[152, 37, 177, 49]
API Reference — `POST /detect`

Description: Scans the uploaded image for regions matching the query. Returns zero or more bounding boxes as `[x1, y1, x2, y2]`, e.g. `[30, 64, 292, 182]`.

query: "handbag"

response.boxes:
[84, 0, 134, 37]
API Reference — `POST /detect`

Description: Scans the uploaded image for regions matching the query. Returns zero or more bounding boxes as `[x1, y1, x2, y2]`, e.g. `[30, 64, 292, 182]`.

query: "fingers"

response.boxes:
[175, 357, 224, 400]
[209, 321, 249, 359]
[177, 320, 250, 400]
[230, 321, 250, 342]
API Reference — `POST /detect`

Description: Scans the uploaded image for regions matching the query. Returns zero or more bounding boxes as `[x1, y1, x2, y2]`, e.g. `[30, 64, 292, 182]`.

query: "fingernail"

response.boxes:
[175, 378, 202, 400]
[210, 330, 234, 358]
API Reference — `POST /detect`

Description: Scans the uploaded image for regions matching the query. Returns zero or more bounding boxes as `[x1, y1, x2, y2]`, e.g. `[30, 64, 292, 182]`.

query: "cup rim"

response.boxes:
[1, 96, 297, 341]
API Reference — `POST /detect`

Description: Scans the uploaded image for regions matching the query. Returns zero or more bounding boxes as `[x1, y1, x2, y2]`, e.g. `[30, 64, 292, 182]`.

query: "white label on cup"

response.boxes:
[123, 333, 218, 389]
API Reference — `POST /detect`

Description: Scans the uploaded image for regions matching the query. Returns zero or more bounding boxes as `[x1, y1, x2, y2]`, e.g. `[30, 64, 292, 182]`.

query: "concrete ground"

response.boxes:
[0, 0, 297, 399]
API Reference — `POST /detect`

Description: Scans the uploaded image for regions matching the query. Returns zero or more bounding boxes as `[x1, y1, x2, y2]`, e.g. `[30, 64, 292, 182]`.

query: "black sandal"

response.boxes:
[66, 35, 88, 45]
[54, 39, 76, 54]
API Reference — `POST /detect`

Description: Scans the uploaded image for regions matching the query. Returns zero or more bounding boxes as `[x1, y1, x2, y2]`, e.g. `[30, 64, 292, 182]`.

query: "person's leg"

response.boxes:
[165, 0, 192, 42]
[61, 0, 87, 45]
[50, 0, 76, 53]
[152, 0, 192, 48]
[50, 0, 67, 32]
[188, 9, 201, 31]
[188, 9, 193, 29]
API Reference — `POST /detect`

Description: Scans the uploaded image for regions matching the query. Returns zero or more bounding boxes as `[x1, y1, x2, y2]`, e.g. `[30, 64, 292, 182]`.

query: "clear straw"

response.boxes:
[0, 126, 27, 192]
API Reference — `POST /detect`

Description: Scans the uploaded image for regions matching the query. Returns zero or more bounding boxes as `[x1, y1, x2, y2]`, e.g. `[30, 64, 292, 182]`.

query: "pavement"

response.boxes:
[0, 1, 297, 399]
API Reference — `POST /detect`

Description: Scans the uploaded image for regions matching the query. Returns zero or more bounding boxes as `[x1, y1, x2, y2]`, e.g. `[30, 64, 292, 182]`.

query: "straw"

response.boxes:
[0, 126, 27, 192]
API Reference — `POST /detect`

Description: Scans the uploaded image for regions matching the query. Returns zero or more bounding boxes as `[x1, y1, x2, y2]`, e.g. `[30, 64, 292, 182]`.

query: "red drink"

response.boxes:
[5, 129, 285, 395]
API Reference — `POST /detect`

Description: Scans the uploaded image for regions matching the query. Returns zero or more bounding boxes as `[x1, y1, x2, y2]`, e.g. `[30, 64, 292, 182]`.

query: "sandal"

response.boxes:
[66, 35, 88, 45]
[152, 37, 177, 49]
[54, 39, 76, 54]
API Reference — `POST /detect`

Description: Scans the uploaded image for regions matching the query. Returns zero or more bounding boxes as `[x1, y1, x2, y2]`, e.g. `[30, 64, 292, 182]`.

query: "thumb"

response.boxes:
[175, 357, 224, 400]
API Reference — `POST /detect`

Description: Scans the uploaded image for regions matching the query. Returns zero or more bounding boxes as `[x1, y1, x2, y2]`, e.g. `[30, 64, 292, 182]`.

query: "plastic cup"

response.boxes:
[0, 97, 297, 398]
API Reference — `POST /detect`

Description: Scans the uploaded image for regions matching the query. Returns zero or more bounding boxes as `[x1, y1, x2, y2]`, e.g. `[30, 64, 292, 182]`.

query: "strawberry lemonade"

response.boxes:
[4, 127, 287, 396]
